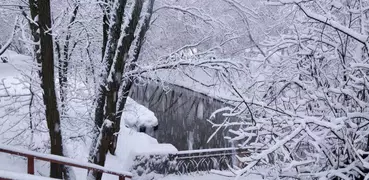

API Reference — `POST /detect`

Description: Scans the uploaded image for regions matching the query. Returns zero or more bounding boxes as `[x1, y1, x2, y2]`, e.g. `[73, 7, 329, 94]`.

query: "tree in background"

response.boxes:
[54, 1, 79, 116]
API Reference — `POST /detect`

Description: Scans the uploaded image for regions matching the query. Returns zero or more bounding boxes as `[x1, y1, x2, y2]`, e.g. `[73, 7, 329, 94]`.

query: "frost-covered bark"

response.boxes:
[105, 0, 145, 154]
[88, 0, 128, 177]
[114, 0, 155, 153]
[88, 0, 155, 179]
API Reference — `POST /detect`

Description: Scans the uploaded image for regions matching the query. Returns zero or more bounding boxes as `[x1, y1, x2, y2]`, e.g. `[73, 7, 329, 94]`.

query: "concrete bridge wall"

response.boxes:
[129, 82, 234, 150]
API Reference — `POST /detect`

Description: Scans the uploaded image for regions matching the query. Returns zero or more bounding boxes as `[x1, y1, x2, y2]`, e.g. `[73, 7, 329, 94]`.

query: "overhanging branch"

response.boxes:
[296, 3, 368, 48]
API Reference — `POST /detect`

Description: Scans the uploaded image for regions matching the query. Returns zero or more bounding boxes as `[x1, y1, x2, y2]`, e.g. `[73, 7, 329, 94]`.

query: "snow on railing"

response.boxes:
[0, 170, 59, 180]
[131, 147, 260, 176]
[0, 144, 132, 180]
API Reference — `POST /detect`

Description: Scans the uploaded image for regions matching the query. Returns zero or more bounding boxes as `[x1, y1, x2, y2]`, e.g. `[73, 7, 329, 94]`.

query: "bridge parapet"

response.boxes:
[131, 147, 255, 177]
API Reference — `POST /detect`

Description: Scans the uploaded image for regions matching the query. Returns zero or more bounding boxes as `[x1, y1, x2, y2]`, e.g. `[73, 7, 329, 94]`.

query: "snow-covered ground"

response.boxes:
[0, 51, 262, 179]
[0, 50, 171, 179]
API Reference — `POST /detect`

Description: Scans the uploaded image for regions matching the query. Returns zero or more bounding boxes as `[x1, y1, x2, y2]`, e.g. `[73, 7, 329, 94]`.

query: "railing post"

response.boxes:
[119, 176, 125, 180]
[27, 156, 34, 174]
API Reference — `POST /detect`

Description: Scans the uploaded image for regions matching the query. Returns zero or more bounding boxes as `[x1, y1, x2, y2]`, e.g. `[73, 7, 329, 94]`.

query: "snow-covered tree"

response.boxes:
[210, 0, 369, 179]
[0, 0, 259, 179]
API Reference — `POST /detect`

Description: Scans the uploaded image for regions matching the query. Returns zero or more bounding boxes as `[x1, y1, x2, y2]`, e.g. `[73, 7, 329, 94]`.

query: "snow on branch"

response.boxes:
[207, 1, 369, 177]
[153, 5, 220, 28]
[124, 58, 244, 79]
[296, 3, 368, 46]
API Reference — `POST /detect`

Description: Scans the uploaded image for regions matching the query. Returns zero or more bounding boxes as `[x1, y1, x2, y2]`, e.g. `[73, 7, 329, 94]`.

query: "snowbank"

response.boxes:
[103, 126, 177, 177]
[122, 97, 158, 130]
[104, 98, 176, 179]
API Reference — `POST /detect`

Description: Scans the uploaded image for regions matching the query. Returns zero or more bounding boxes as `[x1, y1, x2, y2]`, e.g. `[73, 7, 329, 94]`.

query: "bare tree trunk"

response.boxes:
[36, 0, 66, 178]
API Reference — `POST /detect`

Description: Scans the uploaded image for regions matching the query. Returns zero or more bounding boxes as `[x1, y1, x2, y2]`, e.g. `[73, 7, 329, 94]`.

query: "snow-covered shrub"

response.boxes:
[130, 154, 177, 177]
[209, 0, 369, 179]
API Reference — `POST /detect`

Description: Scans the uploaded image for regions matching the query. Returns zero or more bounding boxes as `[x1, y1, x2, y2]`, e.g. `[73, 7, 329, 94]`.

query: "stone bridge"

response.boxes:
[130, 82, 236, 150]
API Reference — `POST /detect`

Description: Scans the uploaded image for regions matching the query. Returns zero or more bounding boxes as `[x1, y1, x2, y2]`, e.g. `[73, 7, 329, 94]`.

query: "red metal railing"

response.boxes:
[0, 144, 132, 180]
